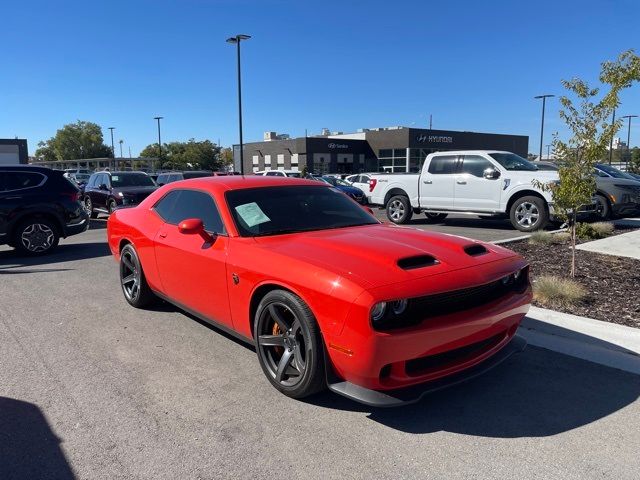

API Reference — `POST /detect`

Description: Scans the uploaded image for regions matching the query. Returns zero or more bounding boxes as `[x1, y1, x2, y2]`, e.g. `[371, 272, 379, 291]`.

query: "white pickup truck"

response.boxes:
[368, 150, 559, 232]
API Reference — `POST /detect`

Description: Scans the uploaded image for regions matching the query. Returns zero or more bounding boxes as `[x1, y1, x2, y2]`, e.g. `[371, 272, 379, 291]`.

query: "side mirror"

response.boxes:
[99, 183, 108, 190]
[178, 218, 216, 243]
[483, 168, 500, 180]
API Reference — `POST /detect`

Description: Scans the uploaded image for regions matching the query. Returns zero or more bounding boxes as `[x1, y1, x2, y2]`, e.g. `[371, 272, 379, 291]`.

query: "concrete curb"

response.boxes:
[518, 306, 640, 375]
[492, 227, 566, 245]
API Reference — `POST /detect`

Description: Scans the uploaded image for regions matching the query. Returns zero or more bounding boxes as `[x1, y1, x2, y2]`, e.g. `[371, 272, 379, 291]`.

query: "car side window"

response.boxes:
[427, 156, 458, 174]
[460, 155, 495, 177]
[1, 171, 46, 191]
[265, 171, 282, 176]
[156, 174, 168, 185]
[154, 189, 225, 234]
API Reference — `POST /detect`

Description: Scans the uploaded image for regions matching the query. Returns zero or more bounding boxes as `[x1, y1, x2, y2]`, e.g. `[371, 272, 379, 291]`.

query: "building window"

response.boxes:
[252, 155, 259, 165]
[277, 154, 285, 165]
[291, 153, 299, 165]
[377, 149, 407, 173]
[312, 153, 330, 175]
[409, 148, 434, 173]
[264, 154, 271, 170]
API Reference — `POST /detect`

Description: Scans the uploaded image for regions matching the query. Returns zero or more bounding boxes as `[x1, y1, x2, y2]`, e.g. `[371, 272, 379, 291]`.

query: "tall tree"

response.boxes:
[139, 139, 223, 170]
[35, 120, 112, 160]
[536, 50, 640, 277]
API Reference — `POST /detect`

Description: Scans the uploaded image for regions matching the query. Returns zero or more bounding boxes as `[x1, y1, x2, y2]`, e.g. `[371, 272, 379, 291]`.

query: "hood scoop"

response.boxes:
[397, 254, 439, 270]
[464, 244, 489, 256]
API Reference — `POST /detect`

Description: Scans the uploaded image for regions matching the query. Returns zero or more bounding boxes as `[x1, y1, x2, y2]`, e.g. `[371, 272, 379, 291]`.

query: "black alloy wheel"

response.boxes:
[119, 244, 155, 308]
[254, 290, 325, 398]
[14, 218, 59, 255]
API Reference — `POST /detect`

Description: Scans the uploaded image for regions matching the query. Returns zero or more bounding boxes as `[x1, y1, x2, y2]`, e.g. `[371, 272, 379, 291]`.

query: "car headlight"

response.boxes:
[391, 299, 408, 315]
[370, 302, 387, 322]
[117, 192, 124, 197]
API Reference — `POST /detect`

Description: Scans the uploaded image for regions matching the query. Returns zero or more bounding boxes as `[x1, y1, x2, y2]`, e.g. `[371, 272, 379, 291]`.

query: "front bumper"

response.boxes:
[327, 334, 526, 407]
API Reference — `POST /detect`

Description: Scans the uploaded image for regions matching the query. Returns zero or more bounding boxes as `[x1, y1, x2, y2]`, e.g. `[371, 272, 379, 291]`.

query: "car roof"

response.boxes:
[102, 171, 149, 176]
[164, 174, 325, 193]
[0, 165, 56, 173]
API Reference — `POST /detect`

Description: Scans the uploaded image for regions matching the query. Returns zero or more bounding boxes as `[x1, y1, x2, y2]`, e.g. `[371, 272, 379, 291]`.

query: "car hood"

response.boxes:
[595, 176, 640, 187]
[113, 186, 158, 195]
[253, 224, 519, 289]
[336, 185, 364, 195]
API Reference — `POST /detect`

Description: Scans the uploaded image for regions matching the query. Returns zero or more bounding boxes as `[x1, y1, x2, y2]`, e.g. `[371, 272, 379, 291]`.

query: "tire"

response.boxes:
[425, 213, 448, 223]
[84, 196, 98, 219]
[119, 244, 156, 308]
[594, 194, 611, 221]
[509, 195, 549, 232]
[108, 199, 117, 215]
[13, 218, 60, 256]
[254, 290, 326, 399]
[386, 195, 413, 224]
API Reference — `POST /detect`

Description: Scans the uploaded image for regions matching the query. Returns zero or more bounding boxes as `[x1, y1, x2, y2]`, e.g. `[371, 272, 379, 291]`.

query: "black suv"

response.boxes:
[83, 171, 157, 217]
[0, 166, 89, 255]
[156, 170, 213, 185]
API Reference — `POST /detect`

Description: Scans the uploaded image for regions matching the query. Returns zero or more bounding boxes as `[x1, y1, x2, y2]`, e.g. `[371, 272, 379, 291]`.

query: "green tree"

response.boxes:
[139, 139, 222, 170]
[629, 147, 640, 173]
[35, 120, 112, 160]
[219, 147, 234, 170]
[536, 50, 640, 277]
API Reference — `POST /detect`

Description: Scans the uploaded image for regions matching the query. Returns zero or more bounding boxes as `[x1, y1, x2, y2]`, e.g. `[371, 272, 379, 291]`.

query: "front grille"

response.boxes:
[373, 267, 529, 331]
[405, 332, 505, 376]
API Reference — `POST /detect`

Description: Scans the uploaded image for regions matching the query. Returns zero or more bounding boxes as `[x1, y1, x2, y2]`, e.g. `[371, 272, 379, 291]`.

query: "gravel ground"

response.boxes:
[507, 227, 640, 328]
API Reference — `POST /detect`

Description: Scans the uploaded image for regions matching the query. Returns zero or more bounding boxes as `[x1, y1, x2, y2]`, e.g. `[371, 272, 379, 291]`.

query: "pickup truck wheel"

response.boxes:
[425, 213, 448, 223]
[386, 196, 413, 224]
[509, 196, 548, 232]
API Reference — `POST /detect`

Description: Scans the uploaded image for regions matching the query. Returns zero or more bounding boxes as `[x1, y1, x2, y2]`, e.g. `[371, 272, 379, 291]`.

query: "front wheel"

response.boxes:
[108, 199, 118, 215]
[254, 290, 325, 399]
[594, 194, 611, 220]
[509, 196, 549, 232]
[386, 195, 413, 224]
[84, 196, 98, 219]
[119, 244, 156, 308]
[13, 218, 60, 255]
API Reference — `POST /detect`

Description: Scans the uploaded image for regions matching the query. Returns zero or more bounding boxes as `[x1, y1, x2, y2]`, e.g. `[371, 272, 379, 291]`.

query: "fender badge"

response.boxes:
[232, 273, 240, 285]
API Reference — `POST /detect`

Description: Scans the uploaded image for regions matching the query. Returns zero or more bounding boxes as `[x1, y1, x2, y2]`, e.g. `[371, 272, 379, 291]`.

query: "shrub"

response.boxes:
[576, 222, 614, 240]
[533, 275, 587, 309]
[529, 231, 571, 245]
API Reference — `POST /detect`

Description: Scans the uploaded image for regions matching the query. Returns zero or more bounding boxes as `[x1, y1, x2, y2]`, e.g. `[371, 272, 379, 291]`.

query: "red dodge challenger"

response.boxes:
[107, 176, 531, 406]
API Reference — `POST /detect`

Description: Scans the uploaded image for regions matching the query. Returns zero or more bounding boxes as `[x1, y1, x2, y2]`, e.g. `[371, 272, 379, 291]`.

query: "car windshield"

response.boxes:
[111, 173, 156, 187]
[226, 185, 378, 237]
[285, 172, 302, 178]
[489, 153, 538, 171]
[595, 164, 636, 180]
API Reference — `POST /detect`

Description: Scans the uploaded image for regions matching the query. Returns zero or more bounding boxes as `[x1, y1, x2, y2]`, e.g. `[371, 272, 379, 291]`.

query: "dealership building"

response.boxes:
[234, 127, 528, 175]
[0, 139, 29, 165]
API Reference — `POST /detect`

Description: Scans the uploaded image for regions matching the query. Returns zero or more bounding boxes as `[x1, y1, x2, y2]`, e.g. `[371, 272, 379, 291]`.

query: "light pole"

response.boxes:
[154, 116, 163, 172]
[119, 139, 123, 158]
[226, 34, 251, 175]
[534, 94, 554, 162]
[108, 127, 115, 169]
[608, 109, 617, 164]
[546, 144, 552, 160]
[621, 115, 638, 165]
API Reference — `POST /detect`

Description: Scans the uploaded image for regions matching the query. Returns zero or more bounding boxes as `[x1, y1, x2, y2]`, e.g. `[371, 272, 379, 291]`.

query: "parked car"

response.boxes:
[345, 173, 374, 202]
[592, 163, 640, 219]
[107, 175, 530, 406]
[156, 171, 213, 186]
[254, 170, 303, 177]
[627, 172, 640, 181]
[0, 165, 88, 255]
[315, 175, 366, 204]
[533, 161, 559, 171]
[83, 171, 157, 218]
[69, 172, 91, 186]
[369, 150, 569, 232]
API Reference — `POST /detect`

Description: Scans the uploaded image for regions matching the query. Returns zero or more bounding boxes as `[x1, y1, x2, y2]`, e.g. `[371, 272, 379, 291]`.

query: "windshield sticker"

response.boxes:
[111, 175, 119, 181]
[235, 202, 271, 227]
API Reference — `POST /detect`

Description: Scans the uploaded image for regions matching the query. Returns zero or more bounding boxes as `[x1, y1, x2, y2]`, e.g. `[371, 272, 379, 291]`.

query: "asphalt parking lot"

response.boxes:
[2, 222, 639, 479]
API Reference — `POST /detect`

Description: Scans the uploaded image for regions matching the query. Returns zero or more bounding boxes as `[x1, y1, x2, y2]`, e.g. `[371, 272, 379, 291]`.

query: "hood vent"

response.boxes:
[464, 244, 488, 256]
[397, 255, 439, 270]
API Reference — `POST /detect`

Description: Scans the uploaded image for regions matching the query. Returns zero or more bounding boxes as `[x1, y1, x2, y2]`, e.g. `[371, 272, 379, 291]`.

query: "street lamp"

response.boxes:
[154, 116, 163, 172]
[545, 144, 552, 159]
[621, 115, 638, 165]
[108, 127, 115, 169]
[226, 34, 251, 175]
[534, 94, 554, 162]
[608, 109, 617, 164]
[119, 139, 124, 158]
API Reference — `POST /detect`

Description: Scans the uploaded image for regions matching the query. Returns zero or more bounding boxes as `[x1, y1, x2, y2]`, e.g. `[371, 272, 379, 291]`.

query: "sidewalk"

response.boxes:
[573, 217, 640, 260]
[519, 306, 640, 375]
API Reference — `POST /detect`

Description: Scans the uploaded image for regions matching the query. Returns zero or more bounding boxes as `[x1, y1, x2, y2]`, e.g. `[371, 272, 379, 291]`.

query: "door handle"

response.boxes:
[158, 232, 167, 238]
[423, 180, 432, 184]
[456, 180, 467, 185]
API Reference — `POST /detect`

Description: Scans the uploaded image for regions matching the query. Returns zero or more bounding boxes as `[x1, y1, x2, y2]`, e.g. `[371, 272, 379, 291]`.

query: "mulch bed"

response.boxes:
[506, 227, 640, 328]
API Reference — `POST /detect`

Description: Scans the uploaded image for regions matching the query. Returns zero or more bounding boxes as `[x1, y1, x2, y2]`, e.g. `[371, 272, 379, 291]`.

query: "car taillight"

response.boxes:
[62, 191, 81, 202]
[369, 178, 377, 192]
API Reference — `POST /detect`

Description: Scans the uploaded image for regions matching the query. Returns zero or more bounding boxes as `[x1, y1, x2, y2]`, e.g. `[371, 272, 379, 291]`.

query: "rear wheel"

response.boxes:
[509, 196, 549, 232]
[84, 196, 98, 219]
[425, 213, 448, 223]
[254, 290, 325, 399]
[386, 195, 413, 224]
[13, 218, 60, 255]
[108, 199, 118, 215]
[119, 244, 155, 308]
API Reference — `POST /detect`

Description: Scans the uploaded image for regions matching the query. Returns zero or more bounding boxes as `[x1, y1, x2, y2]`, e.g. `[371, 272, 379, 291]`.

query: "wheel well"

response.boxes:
[383, 188, 409, 207]
[118, 239, 131, 252]
[248, 283, 296, 339]
[506, 190, 548, 214]
[595, 190, 611, 203]
[9, 212, 63, 240]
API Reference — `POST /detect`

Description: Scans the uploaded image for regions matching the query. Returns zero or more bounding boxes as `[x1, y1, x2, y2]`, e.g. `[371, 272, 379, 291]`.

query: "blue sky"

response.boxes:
[1, 0, 639, 156]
